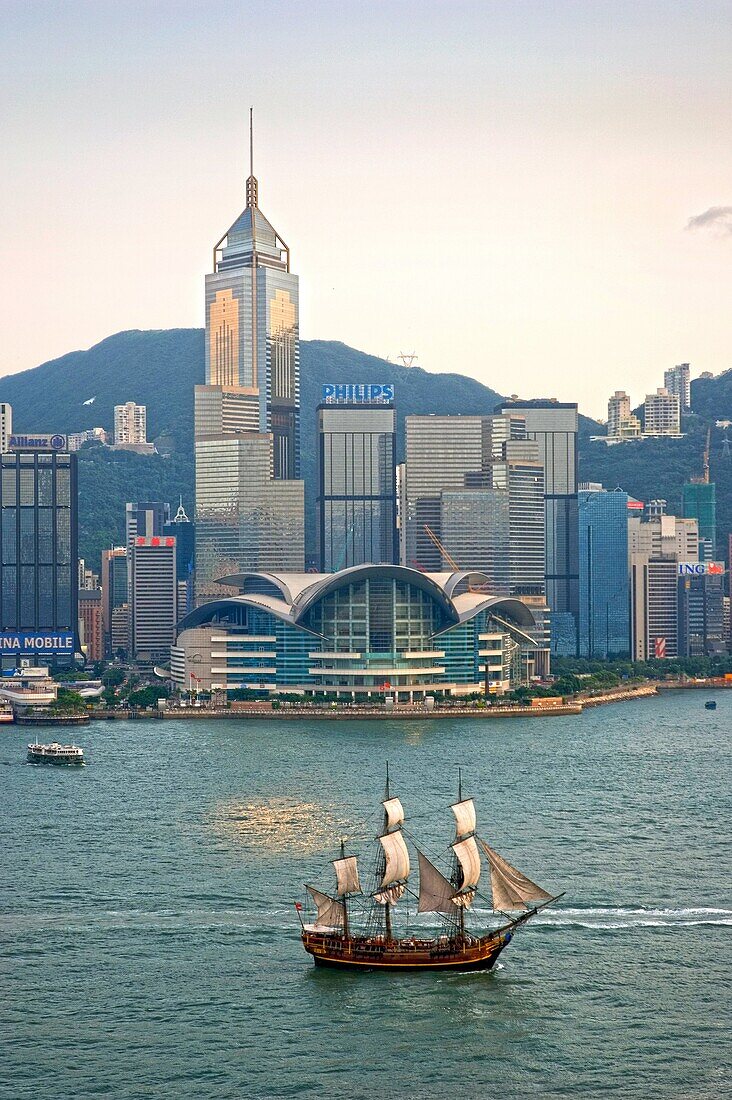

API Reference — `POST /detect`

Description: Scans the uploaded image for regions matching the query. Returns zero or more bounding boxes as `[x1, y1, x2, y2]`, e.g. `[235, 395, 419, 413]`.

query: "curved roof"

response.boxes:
[179, 567, 538, 639]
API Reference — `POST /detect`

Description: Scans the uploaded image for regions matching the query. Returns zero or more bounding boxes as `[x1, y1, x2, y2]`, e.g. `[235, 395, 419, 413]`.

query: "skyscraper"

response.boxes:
[164, 498, 195, 618]
[317, 386, 397, 570]
[101, 546, 128, 657]
[201, 111, 299, 476]
[578, 485, 630, 658]
[404, 414, 545, 598]
[495, 400, 579, 654]
[404, 415, 486, 571]
[0, 446, 78, 663]
[130, 536, 177, 666]
[194, 114, 304, 601]
[195, 435, 304, 601]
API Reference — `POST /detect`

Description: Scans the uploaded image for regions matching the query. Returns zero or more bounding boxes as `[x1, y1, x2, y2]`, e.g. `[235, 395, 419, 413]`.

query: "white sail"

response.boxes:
[332, 855, 361, 896]
[451, 798, 476, 837]
[478, 839, 553, 912]
[379, 830, 410, 887]
[416, 849, 458, 914]
[374, 883, 406, 905]
[305, 885, 345, 929]
[452, 835, 481, 903]
[382, 796, 405, 830]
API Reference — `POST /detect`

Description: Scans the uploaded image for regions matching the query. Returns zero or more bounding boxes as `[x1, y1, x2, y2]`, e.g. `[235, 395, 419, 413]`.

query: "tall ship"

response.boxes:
[298, 771, 562, 971]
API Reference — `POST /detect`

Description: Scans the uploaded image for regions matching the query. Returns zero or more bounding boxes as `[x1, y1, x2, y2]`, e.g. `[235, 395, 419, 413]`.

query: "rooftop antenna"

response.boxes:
[246, 106, 258, 208]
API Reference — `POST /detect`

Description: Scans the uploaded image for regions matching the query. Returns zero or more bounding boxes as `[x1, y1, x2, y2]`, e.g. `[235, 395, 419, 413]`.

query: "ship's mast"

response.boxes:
[383, 762, 392, 941]
[457, 770, 465, 943]
[340, 838, 349, 940]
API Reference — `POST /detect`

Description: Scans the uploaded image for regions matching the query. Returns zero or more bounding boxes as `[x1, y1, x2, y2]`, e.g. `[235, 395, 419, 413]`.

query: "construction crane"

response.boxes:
[422, 524, 461, 572]
[421, 526, 490, 592]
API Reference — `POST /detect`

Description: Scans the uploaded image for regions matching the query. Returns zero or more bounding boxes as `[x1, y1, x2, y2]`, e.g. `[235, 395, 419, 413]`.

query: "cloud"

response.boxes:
[686, 206, 732, 235]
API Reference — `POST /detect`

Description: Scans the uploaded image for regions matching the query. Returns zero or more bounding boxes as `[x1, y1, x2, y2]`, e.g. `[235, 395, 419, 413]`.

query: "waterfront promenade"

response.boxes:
[91, 682, 658, 721]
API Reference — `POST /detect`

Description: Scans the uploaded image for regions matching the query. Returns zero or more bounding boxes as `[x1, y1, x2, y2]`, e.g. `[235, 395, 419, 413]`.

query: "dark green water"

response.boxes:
[1, 692, 730, 1099]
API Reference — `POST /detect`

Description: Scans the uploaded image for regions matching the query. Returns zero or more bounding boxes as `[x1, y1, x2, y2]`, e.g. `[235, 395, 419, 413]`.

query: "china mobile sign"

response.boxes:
[0, 632, 74, 653]
[677, 562, 725, 576]
[321, 384, 394, 404]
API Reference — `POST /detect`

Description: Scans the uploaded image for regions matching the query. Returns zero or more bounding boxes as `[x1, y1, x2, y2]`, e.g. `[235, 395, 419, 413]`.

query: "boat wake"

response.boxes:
[528, 906, 732, 930]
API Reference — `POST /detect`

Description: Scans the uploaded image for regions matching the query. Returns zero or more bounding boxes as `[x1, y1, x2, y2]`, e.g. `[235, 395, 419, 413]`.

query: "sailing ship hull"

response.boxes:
[302, 930, 511, 971]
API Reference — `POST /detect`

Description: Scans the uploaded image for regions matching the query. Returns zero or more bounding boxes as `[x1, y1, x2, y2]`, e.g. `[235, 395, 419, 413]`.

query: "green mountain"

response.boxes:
[3, 329, 730, 567]
[0, 330, 504, 567]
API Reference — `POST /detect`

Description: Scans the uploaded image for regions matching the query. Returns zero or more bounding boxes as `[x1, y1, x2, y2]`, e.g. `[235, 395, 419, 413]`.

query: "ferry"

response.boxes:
[27, 741, 85, 766]
[0, 702, 14, 724]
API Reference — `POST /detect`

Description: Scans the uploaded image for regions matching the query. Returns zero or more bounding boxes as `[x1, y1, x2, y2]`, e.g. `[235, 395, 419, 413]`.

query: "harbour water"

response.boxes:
[1, 691, 730, 1099]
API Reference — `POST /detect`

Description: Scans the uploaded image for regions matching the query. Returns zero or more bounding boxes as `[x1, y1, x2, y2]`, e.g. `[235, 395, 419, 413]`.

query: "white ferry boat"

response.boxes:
[27, 741, 85, 766]
[0, 702, 14, 724]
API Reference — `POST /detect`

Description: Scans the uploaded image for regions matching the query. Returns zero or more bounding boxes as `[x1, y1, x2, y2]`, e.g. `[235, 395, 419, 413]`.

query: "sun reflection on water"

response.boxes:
[209, 798, 353, 856]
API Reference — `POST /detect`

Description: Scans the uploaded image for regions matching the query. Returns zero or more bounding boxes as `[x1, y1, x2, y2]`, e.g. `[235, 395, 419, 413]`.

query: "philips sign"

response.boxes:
[677, 562, 725, 576]
[0, 631, 74, 654]
[8, 433, 67, 451]
[321, 384, 394, 405]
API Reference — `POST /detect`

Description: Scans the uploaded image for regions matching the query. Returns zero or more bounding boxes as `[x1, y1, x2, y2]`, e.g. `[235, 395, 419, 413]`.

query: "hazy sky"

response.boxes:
[2, 0, 731, 417]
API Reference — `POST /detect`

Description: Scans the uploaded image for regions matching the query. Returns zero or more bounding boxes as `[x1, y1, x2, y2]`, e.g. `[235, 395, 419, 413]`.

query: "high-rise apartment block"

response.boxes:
[130, 536, 177, 665]
[114, 402, 148, 445]
[578, 485, 630, 658]
[317, 386, 397, 570]
[0, 448, 78, 662]
[643, 389, 681, 436]
[194, 121, 304, 600]
[663, 363, 691, 412]
[496, 401, 579, 654]
[606, 391, 641, 441]
[0, 403, 12, 452]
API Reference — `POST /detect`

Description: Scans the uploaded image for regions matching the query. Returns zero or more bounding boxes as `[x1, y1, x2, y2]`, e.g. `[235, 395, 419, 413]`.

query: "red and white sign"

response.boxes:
[654, 637, 667, 659]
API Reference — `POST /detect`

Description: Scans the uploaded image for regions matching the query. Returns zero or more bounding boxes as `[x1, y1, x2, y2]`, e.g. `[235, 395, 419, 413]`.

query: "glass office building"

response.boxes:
[203, 160, 300, 478]
[317, 402, 397, 570]
[195, 435, 304, 603]
[578, 486, 630, 658]
[0, 449, 78, 653]
[496, 401, 579, 654]
[404, 414, 544, 597]
[404, 416, 486, 571]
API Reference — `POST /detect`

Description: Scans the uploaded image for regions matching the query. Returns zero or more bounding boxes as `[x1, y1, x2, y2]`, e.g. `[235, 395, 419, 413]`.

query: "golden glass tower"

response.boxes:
[194, 113, 304, 603]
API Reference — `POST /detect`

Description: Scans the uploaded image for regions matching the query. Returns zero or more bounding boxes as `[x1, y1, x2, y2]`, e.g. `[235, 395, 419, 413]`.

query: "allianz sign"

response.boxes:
[677, 562, 725, 576]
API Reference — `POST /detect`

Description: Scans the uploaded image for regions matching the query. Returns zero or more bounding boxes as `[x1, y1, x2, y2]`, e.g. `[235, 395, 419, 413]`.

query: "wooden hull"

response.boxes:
[302, 929, 511, 971]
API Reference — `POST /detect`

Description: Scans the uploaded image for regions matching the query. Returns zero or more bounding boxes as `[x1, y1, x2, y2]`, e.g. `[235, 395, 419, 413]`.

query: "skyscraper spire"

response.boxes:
[246, 106, 258, 209]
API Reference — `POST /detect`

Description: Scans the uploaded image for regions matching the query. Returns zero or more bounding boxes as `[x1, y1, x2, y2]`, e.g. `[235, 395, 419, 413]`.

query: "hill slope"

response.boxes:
[3, 331, 730, 567]
[1, 330, 504, 566]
